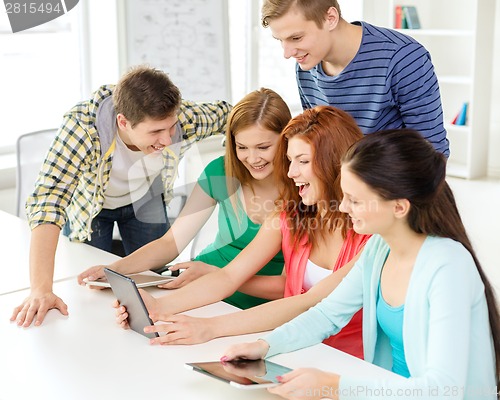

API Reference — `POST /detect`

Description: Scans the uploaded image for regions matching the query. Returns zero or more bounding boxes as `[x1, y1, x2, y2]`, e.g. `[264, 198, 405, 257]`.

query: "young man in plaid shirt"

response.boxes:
[12, 65, 231, 327]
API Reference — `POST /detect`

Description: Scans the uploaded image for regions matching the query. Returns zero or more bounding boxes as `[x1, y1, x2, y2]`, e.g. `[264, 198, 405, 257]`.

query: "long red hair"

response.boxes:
[273, 106, 363, 247]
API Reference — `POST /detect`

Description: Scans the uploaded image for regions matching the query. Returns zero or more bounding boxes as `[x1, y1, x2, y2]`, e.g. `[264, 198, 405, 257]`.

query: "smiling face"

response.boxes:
[286, 136, 323, 206]
[268, 6, 335, 71]
[339, 164, 398, 235]
[117, 114, 178, 155]
[235, 125, 280, 181]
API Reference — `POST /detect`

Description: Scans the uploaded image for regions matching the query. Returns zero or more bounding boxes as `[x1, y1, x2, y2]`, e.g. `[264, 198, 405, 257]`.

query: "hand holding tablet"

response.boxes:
[104, 268, 159, 339]
[185, 359, 292, 389]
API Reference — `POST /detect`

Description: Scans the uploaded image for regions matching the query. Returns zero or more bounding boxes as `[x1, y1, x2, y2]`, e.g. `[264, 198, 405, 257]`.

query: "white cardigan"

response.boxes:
[264, 235, 497, 400]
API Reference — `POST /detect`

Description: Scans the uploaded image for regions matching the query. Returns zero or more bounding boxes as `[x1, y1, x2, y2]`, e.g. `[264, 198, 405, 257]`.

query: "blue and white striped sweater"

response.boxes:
[297, 21, 449, 156]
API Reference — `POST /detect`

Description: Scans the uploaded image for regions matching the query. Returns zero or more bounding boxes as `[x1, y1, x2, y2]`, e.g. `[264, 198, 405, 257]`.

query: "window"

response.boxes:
[228, 0, 363, 114]
[0, 1, 364, 150]
[0, 3, 82, 151]
[227, 0, 300, 113]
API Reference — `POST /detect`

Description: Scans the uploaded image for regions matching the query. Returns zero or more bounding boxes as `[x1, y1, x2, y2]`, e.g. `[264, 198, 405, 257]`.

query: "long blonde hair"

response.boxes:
[224, 88, 292, 214]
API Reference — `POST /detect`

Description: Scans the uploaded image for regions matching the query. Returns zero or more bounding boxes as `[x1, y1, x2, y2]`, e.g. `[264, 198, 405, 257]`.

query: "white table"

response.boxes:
[0, 279, 401, 400]
[1, 211, 401, 399]
[0, 210, 121, 295]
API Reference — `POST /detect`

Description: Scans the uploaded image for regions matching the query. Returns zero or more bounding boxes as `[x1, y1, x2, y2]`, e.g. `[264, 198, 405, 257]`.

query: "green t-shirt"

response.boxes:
[195, 156, 284, 309]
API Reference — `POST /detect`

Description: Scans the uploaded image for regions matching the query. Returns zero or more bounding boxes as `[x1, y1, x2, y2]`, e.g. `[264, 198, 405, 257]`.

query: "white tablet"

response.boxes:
[84, 271, 173, 288]
[103, 268, 159, 339]
[185, 359, 292, 389]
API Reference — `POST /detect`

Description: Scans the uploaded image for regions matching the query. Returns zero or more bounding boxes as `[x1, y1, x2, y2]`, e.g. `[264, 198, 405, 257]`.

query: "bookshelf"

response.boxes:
[362, 0, 496, 178]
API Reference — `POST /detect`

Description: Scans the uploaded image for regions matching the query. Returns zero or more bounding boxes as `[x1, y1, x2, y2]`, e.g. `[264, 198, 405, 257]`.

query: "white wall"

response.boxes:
[2, 0, 499, 182]
[488, 2, 500, 177]
[82, 0, 120, 95]
[362, 1, 500, 177]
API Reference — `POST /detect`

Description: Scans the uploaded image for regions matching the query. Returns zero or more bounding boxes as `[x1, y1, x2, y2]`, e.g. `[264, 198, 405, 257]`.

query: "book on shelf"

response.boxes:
[403, 6, 421, 29]
[395, 5, 403, 29]
[395, 5, 421, 30]
[403, 6, 420, 29]
[451, 102, 468, 126]
[402, 14, 408, 29]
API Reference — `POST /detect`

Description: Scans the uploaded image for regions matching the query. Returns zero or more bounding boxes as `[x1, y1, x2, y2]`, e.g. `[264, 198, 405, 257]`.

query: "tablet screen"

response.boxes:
[104, 268, 159, 339]
[186, 359, 292, 389]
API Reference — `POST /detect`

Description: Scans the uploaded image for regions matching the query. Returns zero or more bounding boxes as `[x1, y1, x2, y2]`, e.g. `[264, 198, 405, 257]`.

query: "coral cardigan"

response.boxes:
[280, 212, 370, 358]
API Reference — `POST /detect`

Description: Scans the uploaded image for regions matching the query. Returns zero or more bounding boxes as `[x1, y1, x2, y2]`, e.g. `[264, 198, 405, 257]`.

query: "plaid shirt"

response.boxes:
[26, 85, 231, 242]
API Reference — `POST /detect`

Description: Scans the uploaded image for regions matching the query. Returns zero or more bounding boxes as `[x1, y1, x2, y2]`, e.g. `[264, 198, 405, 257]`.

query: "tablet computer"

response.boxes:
[185, 359, 292, 390]
[103, 268, 159, 339]
[84, 271, 174, 288]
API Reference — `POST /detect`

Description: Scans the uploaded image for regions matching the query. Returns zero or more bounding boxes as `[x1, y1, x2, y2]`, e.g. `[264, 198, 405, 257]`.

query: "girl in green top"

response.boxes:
[78, 88, 292, 309]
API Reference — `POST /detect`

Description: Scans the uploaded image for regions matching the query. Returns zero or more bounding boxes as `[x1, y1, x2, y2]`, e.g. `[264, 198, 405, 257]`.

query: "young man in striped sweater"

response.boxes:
[261, 0, 449, 156]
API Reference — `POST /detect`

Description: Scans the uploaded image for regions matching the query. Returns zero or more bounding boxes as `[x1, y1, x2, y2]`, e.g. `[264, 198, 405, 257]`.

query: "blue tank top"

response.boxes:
[376, 284, 411, 377]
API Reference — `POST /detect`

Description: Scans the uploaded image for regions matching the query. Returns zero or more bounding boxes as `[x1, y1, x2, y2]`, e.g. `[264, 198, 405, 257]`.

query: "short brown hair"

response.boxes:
[113, 65, 181, 127]
[262, 0, 341, 28]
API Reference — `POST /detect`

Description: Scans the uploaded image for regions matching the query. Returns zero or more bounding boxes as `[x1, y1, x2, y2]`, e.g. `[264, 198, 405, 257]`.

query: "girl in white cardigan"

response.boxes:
[223, 129, 499, 400]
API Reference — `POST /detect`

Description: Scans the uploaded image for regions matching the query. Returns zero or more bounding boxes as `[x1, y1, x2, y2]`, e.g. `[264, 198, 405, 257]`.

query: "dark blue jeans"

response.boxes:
[64, 178, 170, 256]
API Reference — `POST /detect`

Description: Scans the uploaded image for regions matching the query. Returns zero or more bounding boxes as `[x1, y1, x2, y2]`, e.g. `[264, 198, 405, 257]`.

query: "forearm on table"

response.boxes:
[29, 224, 60, 293]
[207, 290, 321, 339]
[110, 234, 179, 274]
[111, 193, 216, 276]
[237, 275, 286, 300]
[157, 268, 238, 315]
[209, 261, 361, 339]
[157, 217, 284, 315]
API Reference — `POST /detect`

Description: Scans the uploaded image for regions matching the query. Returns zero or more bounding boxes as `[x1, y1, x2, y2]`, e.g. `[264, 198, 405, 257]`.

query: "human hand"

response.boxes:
[113, 298, 130, 330]
[221, 339, 270, 362]
[156, 261, 218, 289]
[10, 290, 68, 327]
[77, 265, 106, 289]
[113, 288, 160, 330]
[143, 314, 216, 345]
[268, 368, 340, 400]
